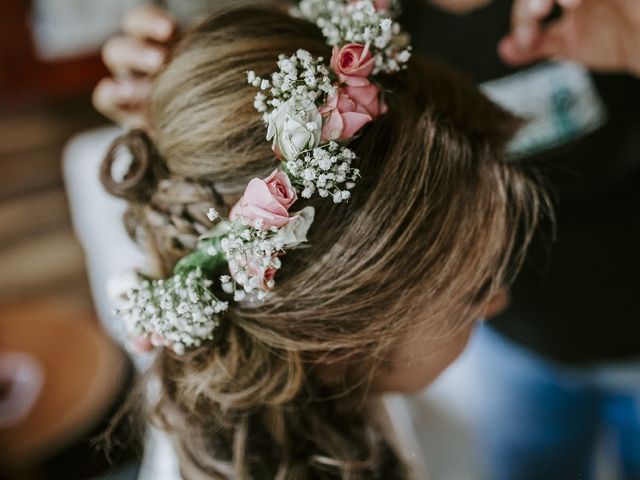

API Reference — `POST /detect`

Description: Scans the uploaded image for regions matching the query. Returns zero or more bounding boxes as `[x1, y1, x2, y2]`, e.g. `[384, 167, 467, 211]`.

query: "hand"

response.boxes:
[429, 0, 494, 14]
[499, 0, 640, 77]
[93, 6, 178, 128]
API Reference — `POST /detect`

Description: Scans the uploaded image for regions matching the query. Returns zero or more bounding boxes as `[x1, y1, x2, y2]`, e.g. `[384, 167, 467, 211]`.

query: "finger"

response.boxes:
[92, 77, 151, 126]
[498, 20, 568, 66]
[94, 77, 153, 108]
[511, 0, 555, 50]
[557, 0, 582, 9]
[102, 35, 167, 76]
[121, 5, 178, 43]
[498, 34, 549, 65]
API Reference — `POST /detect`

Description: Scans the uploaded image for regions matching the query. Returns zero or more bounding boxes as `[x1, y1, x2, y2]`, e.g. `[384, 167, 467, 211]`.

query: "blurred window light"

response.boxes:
[31, 0, 145, 61]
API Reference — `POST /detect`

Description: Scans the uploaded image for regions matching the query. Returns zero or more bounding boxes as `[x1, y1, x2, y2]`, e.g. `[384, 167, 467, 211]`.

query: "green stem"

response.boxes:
[174, 237, 227, 277]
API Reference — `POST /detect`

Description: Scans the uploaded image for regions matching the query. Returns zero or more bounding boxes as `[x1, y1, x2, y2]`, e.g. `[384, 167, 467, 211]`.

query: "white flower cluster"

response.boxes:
[216, 207, 315, 301]
[111, 207, 314, 355]
[247, 49, 335, 116]
[219, 220, 284, 303]
[297, 0, 402, 18]
[248, 49, 361, 200]
[286, 143, 359, 203]
[298, 0, 411, 74]
[115, 268, 228, 355]
[296, 0, 340, 20]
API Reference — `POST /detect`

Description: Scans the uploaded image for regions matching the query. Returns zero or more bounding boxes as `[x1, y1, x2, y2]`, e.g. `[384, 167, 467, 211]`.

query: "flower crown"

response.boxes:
[111, 0, 411, 355]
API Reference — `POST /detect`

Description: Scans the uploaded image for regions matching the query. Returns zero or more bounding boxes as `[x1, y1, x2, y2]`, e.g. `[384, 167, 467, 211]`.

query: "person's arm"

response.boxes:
[92, 5, 179, 128]
[499, 0, 640, 77]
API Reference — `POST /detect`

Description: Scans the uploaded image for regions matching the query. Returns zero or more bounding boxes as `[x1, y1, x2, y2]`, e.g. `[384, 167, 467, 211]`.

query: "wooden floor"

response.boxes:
[0, 98, 106, 312]
[0, 99, 144, 478]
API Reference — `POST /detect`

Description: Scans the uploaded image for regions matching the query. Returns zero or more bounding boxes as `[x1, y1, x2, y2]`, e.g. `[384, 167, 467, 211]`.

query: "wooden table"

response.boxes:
[0, 298, 126, 470]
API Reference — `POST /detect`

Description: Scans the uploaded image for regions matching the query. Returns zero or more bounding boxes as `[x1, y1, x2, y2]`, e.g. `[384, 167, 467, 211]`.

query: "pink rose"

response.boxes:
[320, 89, 373, 141]
[230, 169, 296, 229]
[263, 169, 297, 209]
[330, 44, 375, 83]
[130, 335, 154, 353]
[327, 45, 387, 129]
[320, 80, 388, 141]
[229, 259, 278, 291]
[344, 81, 388, 118]
[247, 262, 278, 291]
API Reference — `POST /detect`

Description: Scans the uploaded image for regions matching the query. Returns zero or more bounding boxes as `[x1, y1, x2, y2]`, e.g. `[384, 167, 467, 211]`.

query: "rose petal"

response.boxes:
[319, 92, 339, 114]
[339, 73, 371, 87]
[244, 179, 286, 213]
[243, 204, 290, 227]
[230, 178, 291, 229]
[321, 109, 344, 141]
[331, 44, 375, 79]
[330, 45, 341, 73]
[340, 111, 373, 139]
[336, 93, 358, 113]
[348, 56, 375, 78]
[345, 83, 382, 117]
[264, 169, 297, 209]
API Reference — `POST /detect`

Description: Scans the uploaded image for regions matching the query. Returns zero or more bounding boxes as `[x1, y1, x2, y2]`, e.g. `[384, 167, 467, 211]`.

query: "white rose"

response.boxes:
[267, 101, 321, 162]
[277, 206, 316, 247]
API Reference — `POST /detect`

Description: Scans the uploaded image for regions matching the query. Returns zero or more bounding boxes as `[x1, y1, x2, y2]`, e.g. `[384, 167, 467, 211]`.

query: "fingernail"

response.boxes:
[528, 0, 547, 15]
[116, 81, 136, 97]
[515, 25, 534, 50]
[144, 50, 165, 68]
[154, 19, 174, 39]
[101, 81, 118, 96]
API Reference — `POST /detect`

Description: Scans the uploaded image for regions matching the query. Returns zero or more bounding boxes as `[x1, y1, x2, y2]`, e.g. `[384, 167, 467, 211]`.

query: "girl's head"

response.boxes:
[103, 2, 542, 478]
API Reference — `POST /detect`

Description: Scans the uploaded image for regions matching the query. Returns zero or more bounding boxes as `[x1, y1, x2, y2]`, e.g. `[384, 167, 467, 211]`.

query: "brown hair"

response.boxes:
[102, 3, 544, 478]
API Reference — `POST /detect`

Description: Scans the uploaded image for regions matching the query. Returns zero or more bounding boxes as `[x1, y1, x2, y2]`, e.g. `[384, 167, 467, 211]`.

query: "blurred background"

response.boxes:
[1, 0, 143, 478]
[1, 2, 219, 477]
[0, 0, 111, 306]
[1, 1, 637, 480]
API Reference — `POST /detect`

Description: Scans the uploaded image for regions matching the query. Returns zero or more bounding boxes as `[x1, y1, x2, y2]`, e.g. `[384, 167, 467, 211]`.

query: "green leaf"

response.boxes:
[174, 237, 226, 276]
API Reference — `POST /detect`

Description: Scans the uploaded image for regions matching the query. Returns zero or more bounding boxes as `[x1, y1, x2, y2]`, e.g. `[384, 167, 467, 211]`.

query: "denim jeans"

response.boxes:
[466, 324, 640, 480]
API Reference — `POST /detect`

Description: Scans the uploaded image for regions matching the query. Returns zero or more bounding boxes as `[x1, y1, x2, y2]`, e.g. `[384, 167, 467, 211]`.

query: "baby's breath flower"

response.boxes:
[298, 0, 411, 74]
[115, 268, 227, 355]
[247, 50, 335, 121]
[285, 142, 359, 203]
[207, 208, 219, 222]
